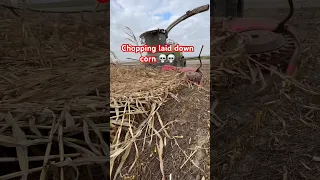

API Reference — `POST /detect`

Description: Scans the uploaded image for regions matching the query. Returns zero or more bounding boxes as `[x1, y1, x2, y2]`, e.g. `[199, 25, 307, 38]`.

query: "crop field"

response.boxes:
[0, 6, 109, 180]
[110, 63, 210, 180]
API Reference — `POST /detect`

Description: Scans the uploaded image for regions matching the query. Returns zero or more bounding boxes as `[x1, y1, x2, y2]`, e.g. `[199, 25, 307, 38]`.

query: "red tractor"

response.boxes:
[213, 0, 300, 76]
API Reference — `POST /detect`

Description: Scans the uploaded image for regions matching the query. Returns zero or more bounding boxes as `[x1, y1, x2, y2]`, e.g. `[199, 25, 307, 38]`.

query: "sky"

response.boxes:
[110, 0, 210, 62]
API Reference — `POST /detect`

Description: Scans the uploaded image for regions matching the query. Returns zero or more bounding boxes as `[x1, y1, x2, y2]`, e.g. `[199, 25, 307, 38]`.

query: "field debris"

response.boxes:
[211, 8, 320, 180]
[110, 65, 188, 180]
[0, 6, 109, 180]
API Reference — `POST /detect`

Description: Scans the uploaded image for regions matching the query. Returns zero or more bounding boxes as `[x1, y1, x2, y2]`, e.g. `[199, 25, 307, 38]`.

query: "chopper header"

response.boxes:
[213, 0, 300, 76]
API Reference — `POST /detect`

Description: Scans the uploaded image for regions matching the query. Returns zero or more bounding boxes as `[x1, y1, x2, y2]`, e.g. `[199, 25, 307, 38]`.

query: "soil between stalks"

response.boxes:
[117, 65, 210, 180]
[212, 8, 320, 180]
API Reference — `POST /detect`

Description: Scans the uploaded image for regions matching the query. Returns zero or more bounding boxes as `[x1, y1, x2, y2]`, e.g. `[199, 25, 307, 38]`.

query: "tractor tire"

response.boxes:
[214, 0, 244, 18]
[173, 57, 186, 67]
[181, 56, 186, 67]
[179, 57, 186, 67]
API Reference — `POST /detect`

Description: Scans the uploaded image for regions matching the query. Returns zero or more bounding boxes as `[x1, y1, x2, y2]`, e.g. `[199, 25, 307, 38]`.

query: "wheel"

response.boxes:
[180, 56, 186, 67]
[172, 60, 178, 66]
[215, 0, 244, 18]
[178, 57, 186, 67]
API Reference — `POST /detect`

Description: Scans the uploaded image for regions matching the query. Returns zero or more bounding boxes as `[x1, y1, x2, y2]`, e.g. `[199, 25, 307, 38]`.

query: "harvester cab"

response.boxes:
[139, 29, 186, 66]
[139, 4, 210, 68]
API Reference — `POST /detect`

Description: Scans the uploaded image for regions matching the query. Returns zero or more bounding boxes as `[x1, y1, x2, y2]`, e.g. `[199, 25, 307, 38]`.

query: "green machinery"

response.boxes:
[139, 4, 210, 67]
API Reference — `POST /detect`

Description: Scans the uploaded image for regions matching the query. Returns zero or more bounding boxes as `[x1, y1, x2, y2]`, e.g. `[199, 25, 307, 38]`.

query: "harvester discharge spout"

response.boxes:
[165, 4, 210, 36]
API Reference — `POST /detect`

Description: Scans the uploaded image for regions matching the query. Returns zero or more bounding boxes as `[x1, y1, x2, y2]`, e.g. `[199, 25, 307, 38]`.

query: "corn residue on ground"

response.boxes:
[212, 8, 320, 180]
[0, 7, 109, 180]
[110, 65, 210, 180]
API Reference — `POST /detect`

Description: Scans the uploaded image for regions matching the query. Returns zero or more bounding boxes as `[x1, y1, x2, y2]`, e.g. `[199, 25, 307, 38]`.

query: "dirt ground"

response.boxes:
[212, 7, 320, 180]
[120, 65, 210, 180]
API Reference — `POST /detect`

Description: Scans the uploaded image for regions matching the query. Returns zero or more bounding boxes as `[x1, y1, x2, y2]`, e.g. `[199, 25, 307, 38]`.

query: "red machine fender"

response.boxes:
[224, 18, 279, 32]
[161, 65, 198, 72]
[223, 18, 301, 76]
[161, 65, 203, 86]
